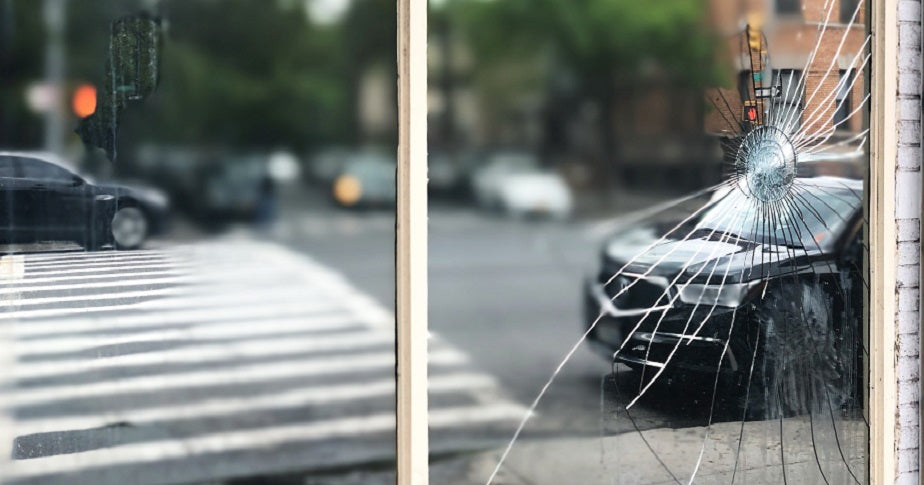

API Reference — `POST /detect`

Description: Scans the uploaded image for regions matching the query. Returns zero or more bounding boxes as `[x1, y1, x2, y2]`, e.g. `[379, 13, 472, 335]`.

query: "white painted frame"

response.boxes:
[869, 0, 899, 483]
[396, 0, 428, 483]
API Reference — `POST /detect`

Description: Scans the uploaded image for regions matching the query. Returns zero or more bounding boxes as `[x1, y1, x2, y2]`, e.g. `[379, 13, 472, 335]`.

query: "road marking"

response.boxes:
[1, 240, 528, 482]
[1, 268, 333, 295]
[0, 275, 193, 295]
[13, 301, 344, 337]
[2, 269, 185, 286]
[6, 403, 526, 479]
[10, 249, 167, 263]
[15, 257, 342, 280]
[0, 287, 332, 321]
[0, 277, 350, 311]
[16, 330, 394, 377]
[12, 372, 507, 437]
[4, 349, 467, 407]
[0, 287, 183, 308]
[21, 255, 173, 271]
[14, 314, 365, 359]
[12, 261, 194, 278]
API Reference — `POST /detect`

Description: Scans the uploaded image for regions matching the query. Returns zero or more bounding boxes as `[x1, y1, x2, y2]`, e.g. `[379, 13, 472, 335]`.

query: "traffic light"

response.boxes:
[747, 25, 761, 51]
[743, 100, 760, 124]
[71, 84, 97, 118]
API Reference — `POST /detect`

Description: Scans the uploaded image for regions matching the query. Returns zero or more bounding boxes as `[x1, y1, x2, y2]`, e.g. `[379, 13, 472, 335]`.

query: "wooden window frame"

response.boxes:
[868, 0, 898, 483]
[396, 0, 428, 483]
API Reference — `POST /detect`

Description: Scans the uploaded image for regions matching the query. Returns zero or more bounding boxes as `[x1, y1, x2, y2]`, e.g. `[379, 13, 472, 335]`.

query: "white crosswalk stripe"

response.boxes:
[0, 240, 526, 484]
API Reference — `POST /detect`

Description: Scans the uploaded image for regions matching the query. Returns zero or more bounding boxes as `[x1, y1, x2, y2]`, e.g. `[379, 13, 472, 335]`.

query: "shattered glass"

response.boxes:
[484, 1, 871, 483]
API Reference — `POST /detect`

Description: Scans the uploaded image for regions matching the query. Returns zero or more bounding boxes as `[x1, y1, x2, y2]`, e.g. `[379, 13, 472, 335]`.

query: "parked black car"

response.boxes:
[0, 152, 170, 250]
[584, 176, 864, 416]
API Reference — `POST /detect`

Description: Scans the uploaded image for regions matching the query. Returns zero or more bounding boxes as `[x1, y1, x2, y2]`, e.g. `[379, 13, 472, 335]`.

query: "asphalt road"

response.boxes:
[264, 187, 728, 483]
[0, 184, 726, 485]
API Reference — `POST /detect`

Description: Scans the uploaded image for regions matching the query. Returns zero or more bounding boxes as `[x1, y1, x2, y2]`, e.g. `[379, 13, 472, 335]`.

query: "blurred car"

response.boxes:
[471, 152, 537, 208]
[428, 151, 478, 199]
[134, 147, 272, 224]
[583, 176, 863, 415]
[133, 145, 211, 219]
[471, 152, 573, 218]
[0, 151, 170, 250]
[331, 153, 396, 208]
[194, 153, 270, 221]
[496, 172, 573, 219]
[308, 147, 350, 184]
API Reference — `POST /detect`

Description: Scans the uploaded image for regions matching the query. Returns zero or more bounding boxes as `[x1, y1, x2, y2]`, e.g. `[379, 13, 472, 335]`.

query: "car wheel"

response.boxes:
[110, 206, 149, 250]
[733, 280, 851, 420]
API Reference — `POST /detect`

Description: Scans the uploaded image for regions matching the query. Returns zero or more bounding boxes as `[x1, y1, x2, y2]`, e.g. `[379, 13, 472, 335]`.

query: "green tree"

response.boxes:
[447, 0, 723, 171]
[121, 0, 352, 151]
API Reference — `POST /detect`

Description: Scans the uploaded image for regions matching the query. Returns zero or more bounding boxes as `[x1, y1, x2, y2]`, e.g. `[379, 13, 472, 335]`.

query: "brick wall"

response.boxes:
[896, 1, 922, 483]
[703, 1, 867, 136]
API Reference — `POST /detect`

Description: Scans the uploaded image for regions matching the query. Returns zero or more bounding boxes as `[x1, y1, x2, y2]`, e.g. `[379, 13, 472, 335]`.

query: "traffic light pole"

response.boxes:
[42, 0, 65, 155]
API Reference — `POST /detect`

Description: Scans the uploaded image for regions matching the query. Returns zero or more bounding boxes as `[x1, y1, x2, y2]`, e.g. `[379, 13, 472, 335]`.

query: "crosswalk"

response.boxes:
[0, 239, 525, 484]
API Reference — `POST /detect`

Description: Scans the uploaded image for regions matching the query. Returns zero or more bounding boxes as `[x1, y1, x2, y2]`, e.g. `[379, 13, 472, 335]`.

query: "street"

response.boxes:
[0, 185, 869, 485]
[0, 186, 685, 484]
[264, 189, 733, 483]
[0, 216, 525, 484]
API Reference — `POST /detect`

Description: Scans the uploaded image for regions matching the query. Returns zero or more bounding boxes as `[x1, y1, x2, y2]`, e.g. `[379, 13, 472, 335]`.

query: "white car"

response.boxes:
[471, 152, 539, 209]
[495, 171, 573, 219]
[471, 153, 573, 218]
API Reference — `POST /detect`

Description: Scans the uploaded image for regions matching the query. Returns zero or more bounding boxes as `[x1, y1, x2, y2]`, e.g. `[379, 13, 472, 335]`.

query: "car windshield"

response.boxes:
[696, 181, 861, 248]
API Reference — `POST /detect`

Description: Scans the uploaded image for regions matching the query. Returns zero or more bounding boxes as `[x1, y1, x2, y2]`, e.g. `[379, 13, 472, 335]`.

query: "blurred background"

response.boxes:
[0, 1, 413, 483]
[1, 0, 399, 223]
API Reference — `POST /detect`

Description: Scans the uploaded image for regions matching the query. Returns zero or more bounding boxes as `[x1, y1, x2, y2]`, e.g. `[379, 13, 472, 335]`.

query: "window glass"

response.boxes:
[772, 69, 806, 131]
[841, 0, 861, 23]
[835, 69, 856, 128]
[15, 157, 74, 182]
[0, 157, 17, 178]
[0, 1, 397, 483]
[429, 0, 871, 483]
[777, 0, 802, 15]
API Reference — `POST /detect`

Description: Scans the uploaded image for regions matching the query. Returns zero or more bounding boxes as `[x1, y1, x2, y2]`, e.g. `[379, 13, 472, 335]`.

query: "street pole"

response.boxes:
[43, 0, 65, 154]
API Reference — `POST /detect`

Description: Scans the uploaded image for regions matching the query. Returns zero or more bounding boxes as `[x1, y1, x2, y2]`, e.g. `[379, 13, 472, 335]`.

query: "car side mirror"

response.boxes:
[71, 175, 85, 186]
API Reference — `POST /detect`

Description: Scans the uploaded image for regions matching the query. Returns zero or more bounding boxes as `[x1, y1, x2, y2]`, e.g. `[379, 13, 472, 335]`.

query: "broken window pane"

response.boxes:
[429, 0, 871, 483]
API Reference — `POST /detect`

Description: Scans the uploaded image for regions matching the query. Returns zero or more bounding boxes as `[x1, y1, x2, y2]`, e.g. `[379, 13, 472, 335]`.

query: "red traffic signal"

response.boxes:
[743, 101, 760, 123]
[72, 84, 97, 118]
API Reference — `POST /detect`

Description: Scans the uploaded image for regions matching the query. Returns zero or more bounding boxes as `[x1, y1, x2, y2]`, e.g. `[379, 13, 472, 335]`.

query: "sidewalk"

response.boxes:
[432, 417, 866, 484]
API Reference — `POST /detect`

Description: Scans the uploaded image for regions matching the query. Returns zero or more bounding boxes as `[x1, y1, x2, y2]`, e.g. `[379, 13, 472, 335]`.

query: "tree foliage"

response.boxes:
[452, 0, 722, 88]
[0, 0, 395, 154]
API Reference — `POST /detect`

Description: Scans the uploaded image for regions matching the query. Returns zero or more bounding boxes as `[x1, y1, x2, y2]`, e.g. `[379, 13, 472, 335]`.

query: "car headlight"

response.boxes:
[333, 175, 362, 206]
[677, 280, 764, 308]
